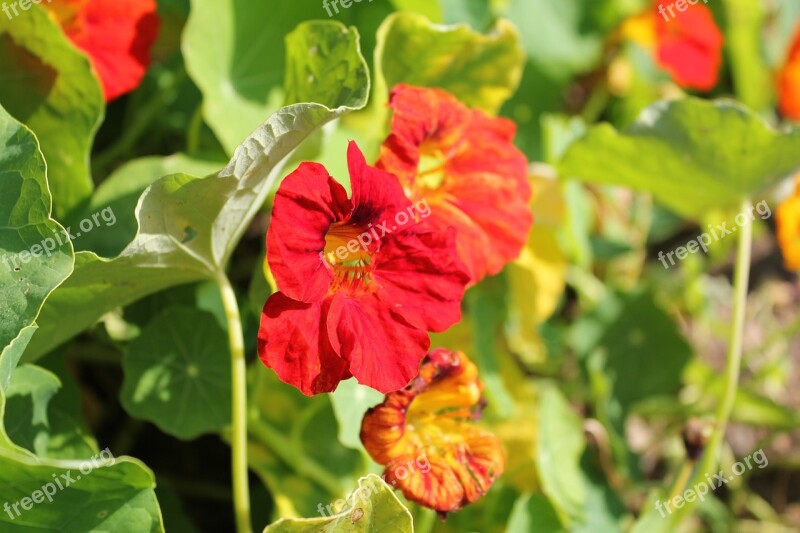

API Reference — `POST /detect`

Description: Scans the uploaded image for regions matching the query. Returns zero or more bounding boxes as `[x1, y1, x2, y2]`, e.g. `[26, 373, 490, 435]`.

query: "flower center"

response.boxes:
[416, 142, 448, 192]
[323, 221, 373, 290]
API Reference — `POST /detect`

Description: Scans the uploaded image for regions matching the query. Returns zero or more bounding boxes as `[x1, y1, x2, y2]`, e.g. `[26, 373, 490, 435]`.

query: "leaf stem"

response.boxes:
[669, 197, 753, 526]
[217, 272, 252, 533]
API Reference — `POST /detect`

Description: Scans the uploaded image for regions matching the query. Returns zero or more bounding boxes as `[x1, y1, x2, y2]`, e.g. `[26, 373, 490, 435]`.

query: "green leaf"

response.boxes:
[284, 21, 370, 108]
[0, 375, 163, 531]
[120, 307, 231, 440]
[0, 5, 103, 219]
[5, 364, 96, 460]
[263, 474, 413, 533]
[330, 379, 383, 450]
[374, 12, 525, 114]
[0, 104, 73, 377]
[569, 290, 693, 412]
[506, 494, 564, 533]
[78, 154, 225, 258]
[23, 22, 370, 361]
[183, 1, 368, 153]
[537, 383, 586, 523]
[559, 98, 800, 219]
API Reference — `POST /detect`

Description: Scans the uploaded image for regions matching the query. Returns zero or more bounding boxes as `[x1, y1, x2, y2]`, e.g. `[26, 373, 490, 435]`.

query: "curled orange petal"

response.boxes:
[360, 349, 505, 513]
[778, 26, 800, 121]
[777, 176, 800, 270]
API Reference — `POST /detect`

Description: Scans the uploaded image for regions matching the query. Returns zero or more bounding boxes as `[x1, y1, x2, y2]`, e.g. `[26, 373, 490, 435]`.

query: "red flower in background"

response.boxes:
[47, 0, 159, 101]
[377, 84, 531, 284]
[361, 349, 505, 514]
[778, 26, 800, 121]
[622, 3, 723, 91]
[258, 142, 470, 396]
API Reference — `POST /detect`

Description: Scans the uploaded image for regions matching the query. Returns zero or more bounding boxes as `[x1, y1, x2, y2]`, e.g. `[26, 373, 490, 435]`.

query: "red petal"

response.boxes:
[346, 141, 413, 228]
[50, 0, 160, 101]
[654, 5, 723, 91]
[267, 162, 352, 302]
[372, 229, 469, 332]
[258, 292, 350, 395]
[779, 26, 800, 121]
[327, 294, 430, 393]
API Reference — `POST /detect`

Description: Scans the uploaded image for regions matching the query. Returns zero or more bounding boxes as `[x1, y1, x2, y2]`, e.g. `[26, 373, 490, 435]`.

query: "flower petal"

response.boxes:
[779, 26, 800, 121]
[49, 0, 160, 101]
[267, 162, 352, 302]
[327, 294, 430, 393]
[654, 5, 723, 91]
[372, 229, 469, 332]
[378, 85, 531, 282]
[258, 292, 350, 395]
[346, 141, 413, 228]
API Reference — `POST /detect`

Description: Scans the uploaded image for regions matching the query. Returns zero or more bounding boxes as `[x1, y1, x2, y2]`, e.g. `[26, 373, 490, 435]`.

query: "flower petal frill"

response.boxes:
[360, 349, 505, 513]
[258, 142, 470, 395]
[377, 84, 532, 284]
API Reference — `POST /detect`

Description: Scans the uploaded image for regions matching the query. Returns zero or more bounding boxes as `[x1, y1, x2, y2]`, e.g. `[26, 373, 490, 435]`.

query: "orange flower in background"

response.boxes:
[377, 84, 532, 284]
[360, 349, 505, 514]
[777, 176, 800, 270]
[778, 26, 800, 121]
[621, 2, 723, 91]
[47, 0, 159, 101]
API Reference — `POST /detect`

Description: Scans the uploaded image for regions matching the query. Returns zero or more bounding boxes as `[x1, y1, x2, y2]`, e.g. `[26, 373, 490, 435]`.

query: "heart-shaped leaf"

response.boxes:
[0, 105, 73, 380]
[121, 307, 231, 440]
[374, 12, 525, 114]
[559, 98, 800, 219]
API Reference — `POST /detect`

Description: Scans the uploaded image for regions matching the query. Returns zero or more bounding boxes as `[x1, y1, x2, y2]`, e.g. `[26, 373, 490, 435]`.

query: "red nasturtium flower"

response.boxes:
[377, 84, 532, 284]
[777, 176, 800, 270]
[360, 348, 505, 513]
[47, 0, 159, 101]
[258, 142, 470, 396]
[621, 2, 723, 91]
[778, 26, 800, 121]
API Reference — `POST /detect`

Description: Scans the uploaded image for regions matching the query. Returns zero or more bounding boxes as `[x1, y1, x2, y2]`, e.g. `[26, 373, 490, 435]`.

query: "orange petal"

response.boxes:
[378, 85, 532, 283]
[778, 26, 800, 121]
[360, 349, 505, 513]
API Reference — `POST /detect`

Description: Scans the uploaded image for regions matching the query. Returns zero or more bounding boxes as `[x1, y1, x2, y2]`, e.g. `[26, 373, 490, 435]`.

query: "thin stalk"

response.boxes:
[217, 273, 252, 533]
[669, 197, 753, 527]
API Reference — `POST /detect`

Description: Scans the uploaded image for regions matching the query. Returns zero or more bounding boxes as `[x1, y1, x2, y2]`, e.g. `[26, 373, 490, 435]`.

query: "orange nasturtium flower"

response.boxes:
[621, 2, 723, 91]
[777, 176, 800, 270]
[360, 349, 505, 514]
[47, 0, 159, 101]
[778, 25, 800, 121]
[258, 142, 470, 396]
[377, 84, 532, 284]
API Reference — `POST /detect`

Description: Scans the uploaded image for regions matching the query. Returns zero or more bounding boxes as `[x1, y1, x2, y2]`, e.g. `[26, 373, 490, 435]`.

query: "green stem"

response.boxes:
[669, 197, 753, 526]
[217, 273, 252, 533]
[248, 421, 344, 496]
